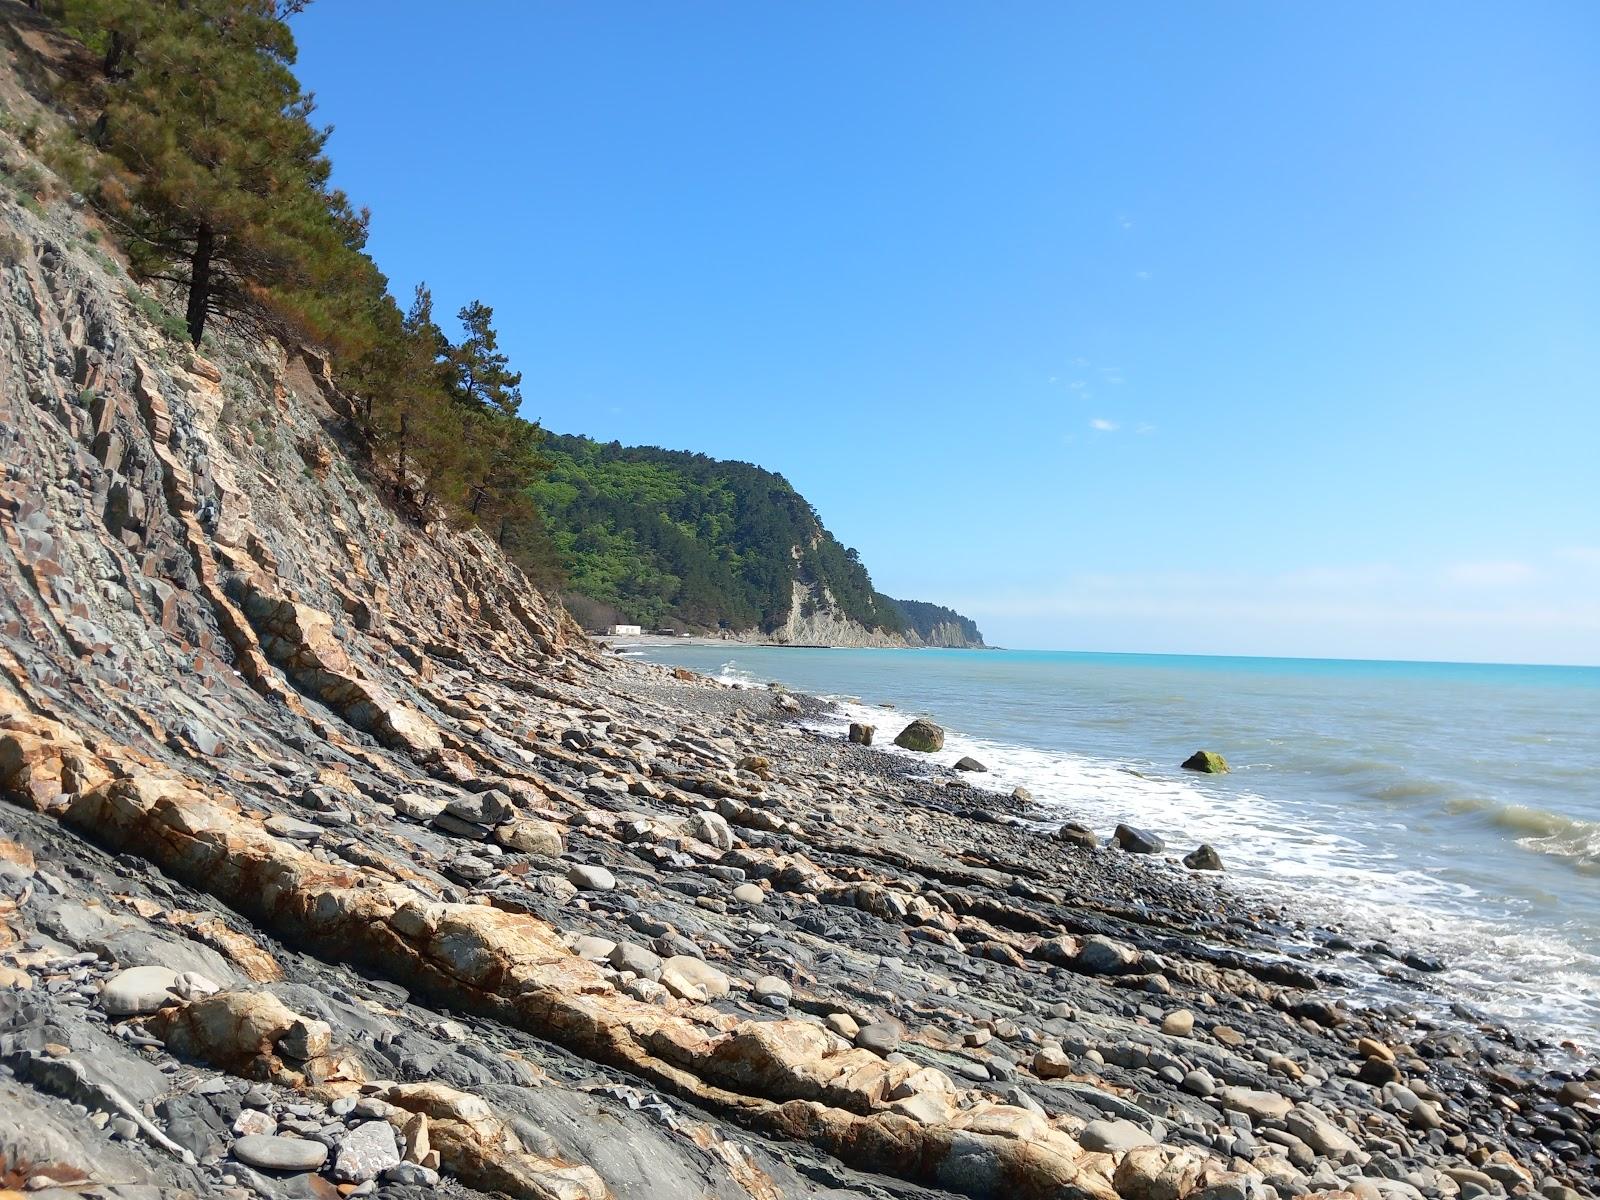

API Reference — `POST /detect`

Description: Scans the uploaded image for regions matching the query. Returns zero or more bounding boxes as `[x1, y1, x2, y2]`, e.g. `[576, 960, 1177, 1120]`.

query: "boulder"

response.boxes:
[442, 789, 516, 827]
[1113, 1145, 1206, 1200]
[953, 756, 987, 772]
[1161, 1009, 1195, 1037]
[854, 1020, 905, 1055]
[567, 864, 616, 891]
[1114, 823, 1166, 854]
[1181, 750, 1230, 774]
[683, 810, 734, 850]
[660, 956, 730, 1000]
[1183, 843, 1224, 871]
[1077, 935, 1140, 975]
[608, 942, 663, 979]
[1080, 1118, 1157, 1153]
[232, 1134, 329, 1172]
[775, 693, 802, 714]
[752, 975, 792, 1003]
[391, 791, 447, 821]
[1217, 1086, 1294, 1122]
[1055, 822, 1099, 850]
[99, 964, 179, 1016]
[492, 819, 565, 856]
[847, 722, 874, 745]
[893, 719, 945, 753]
[332, 1120, 401, 1184]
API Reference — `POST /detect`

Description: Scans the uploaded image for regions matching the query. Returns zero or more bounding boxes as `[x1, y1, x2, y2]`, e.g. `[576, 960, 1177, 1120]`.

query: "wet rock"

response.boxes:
[1055, 822, 1099, 849]
[1181, 750, 1230, 773]
[1184, 843, 1224, 871]
[953, 756, 987, 772]
[892, 719, 944, 752]
[1113, 824, 1165, 854]
[848, 722, 874, 745]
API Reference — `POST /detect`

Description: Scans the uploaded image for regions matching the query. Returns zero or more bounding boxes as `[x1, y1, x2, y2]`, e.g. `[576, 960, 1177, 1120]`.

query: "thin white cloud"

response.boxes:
[1444, 561, 1538, 587]
[1117, 213, 1134, 231]
[1135, 270, 1152, 281]
[1135, 422, 1156, 435]
[1089, 417, 1118, 432]
[949, 550, 1600, 663]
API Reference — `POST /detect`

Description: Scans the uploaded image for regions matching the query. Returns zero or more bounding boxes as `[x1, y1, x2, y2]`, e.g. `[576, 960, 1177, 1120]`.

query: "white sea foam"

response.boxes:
[803, 696, 1600, 1053]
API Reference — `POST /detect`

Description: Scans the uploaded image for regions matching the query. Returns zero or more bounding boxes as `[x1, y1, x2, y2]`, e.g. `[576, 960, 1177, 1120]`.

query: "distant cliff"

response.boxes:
[531, 434, 983, 646]
[884, 596, 986, 648]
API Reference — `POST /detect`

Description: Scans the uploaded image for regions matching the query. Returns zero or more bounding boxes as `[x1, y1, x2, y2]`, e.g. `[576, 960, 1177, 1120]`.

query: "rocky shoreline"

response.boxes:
[0, 64, 1595, 1196]
[3, 652, 1597, 1200]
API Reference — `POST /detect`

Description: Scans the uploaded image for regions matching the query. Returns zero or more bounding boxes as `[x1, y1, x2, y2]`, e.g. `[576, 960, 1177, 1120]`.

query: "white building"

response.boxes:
[607, 624, 642, 637]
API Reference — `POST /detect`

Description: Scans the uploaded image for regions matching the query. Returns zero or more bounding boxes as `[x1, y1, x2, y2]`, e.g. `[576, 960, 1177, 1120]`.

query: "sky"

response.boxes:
[292, 3, 1600, 664]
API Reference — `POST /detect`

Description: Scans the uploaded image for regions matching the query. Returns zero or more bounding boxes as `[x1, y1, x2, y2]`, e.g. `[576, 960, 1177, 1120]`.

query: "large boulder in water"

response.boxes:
[893, 718, 944, 753]
[1181, 750, 1230, 774]
[1183, 843, 1224, 871]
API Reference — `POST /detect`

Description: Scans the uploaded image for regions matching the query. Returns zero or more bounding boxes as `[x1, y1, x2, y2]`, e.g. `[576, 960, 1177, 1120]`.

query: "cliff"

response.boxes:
[533, 432, 984, 646]
[883, 596, 987, 648]
[0, 11, 1585, 1200]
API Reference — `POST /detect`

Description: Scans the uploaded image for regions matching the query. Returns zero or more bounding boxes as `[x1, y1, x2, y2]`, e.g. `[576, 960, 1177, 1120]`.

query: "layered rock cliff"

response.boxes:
[0, 16, 1591, 1200]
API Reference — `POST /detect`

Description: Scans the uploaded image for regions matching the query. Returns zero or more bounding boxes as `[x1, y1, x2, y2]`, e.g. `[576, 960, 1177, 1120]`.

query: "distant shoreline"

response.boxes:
[595, 633, 995, 651]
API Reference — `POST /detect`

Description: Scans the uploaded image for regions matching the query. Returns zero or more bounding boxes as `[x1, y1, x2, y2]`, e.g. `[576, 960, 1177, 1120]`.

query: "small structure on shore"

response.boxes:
[607, 623, 642, 636]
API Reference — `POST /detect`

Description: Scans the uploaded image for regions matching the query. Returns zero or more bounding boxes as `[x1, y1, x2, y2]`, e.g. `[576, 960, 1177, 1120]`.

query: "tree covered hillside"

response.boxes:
[530, 435, 906, 635]
[885, 598, 986, 647]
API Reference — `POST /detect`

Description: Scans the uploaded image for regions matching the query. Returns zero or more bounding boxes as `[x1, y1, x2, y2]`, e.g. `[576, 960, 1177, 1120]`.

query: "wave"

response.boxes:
[1369, 778, 1456, 802]
[1436, 796, 1600, 871]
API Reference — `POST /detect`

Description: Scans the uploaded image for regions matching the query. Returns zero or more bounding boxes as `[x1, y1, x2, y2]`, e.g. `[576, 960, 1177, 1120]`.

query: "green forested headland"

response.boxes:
[13, 0, 980, 644]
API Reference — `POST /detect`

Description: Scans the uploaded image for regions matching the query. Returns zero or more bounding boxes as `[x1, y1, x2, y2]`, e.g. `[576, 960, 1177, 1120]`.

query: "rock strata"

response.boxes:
[0, 53, 1593, 1200]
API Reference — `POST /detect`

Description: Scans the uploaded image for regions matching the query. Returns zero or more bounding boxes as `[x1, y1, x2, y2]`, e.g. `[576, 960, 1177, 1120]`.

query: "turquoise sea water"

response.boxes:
[623, 643, 1600, 1047]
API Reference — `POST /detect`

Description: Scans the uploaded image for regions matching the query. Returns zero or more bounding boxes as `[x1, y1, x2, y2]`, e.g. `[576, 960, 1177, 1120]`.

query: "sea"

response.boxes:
[619, 643, 1600, 1052]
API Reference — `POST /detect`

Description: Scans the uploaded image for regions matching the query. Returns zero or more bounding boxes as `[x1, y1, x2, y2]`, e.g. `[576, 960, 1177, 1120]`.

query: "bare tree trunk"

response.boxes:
[103, 30, 125, 77]
[185, 222, 213, 346]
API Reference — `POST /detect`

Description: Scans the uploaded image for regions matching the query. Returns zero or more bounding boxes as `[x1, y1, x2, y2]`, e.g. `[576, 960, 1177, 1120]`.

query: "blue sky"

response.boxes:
[292, 3, 1599, 664]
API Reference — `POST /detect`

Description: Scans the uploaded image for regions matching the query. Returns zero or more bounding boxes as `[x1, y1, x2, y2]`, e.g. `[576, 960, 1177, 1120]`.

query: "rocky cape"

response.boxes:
[0, 26, 1595, 1200]
[725, 582, 988, 649]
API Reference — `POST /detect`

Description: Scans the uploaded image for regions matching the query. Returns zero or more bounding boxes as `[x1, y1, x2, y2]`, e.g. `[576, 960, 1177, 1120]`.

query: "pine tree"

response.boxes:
[447, 300, 523, 417]
[64, 0, 354, 345]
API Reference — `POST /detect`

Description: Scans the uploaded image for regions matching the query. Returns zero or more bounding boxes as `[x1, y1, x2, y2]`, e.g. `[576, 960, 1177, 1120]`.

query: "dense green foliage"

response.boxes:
[39, 0, 560, 576]
[883, 598, 986, 646]
[531, 435, 906, 635]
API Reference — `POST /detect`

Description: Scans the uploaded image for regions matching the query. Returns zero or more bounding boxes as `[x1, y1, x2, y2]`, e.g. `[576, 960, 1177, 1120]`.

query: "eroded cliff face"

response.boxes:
[1, 26, 1587, 1200]
[0, 75, 1140, 1200]
[731, 582, 984, 649]
[730, 582, 915, 648]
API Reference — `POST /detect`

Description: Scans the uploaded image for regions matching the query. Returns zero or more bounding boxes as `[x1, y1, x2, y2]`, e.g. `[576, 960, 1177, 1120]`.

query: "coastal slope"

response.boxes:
[0, 12, 1593, 1200]
[534, 432, 984, 646]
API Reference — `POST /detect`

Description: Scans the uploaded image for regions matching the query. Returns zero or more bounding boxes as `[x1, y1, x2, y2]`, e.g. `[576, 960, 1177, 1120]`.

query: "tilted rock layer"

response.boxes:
[0, 16, 1594, 1200]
